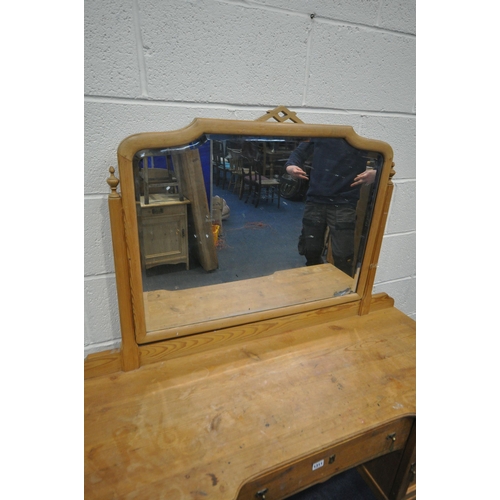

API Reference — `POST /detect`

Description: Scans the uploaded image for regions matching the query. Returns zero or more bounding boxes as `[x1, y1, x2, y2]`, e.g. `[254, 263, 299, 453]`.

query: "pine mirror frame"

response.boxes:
[106, 107, 395, 372]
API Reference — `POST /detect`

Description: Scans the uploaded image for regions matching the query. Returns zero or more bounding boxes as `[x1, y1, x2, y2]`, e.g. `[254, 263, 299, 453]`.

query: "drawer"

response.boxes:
[237, 417, 413, 500]
[141, 203, 187, 217]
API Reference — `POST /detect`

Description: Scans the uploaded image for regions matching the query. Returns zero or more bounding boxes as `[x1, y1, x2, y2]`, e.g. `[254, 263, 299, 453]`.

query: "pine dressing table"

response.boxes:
[84, 107, 416, 499]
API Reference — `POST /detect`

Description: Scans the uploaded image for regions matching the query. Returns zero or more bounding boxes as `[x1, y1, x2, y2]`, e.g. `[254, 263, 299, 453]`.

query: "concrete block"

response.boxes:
[373, 276, 416, 318]
[375, 232, 416, 282]
[84, 275, 121, 348]
[307, 24, 415, 112]
[255, 0, 380, 25]
[139, 0, 308, 105]
[386, 181, 416, 234]
[84, 0, 140, 97]
[358, 115, 416, 180]
[84, 197, 115, 276]
[379, 0, 416, 35]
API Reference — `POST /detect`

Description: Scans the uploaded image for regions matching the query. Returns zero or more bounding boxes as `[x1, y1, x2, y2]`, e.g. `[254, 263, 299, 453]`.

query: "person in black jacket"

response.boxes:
[284, 138, 377, 276]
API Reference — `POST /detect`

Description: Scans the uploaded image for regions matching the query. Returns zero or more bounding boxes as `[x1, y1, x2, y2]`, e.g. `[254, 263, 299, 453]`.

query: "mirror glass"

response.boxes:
[131, 133, 383, 336]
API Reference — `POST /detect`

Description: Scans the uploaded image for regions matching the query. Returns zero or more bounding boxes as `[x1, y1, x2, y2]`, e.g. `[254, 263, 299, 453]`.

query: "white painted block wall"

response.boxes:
[84, 0, 416, 357]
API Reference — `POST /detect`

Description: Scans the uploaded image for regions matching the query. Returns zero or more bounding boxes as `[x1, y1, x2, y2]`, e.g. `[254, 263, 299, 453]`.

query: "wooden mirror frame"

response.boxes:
[87, 107, 395, 376]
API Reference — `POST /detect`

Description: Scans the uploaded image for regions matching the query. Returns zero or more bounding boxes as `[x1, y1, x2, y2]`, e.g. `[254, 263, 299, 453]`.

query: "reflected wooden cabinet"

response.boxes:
[138, 195, 191, 270]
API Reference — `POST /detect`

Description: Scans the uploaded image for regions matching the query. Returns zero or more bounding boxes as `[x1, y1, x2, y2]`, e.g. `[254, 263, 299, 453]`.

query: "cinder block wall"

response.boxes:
[84, 0, 416, 357]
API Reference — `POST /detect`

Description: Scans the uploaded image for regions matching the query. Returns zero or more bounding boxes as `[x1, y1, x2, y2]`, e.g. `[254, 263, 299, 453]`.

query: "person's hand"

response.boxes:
[286, 165, 309, 180]
[351, 168, 377, 187]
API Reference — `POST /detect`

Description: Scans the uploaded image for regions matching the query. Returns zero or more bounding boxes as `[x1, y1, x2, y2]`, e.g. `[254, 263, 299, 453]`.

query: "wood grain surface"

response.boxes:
[85, 306, 415, 499]
[143, 264, 354, 335]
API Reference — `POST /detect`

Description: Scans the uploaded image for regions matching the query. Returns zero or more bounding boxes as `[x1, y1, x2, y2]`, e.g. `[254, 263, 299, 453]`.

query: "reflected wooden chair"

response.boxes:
[242, 154, 281, 208]
[239, 156, 255, 203]
[226, 147, 247, 194]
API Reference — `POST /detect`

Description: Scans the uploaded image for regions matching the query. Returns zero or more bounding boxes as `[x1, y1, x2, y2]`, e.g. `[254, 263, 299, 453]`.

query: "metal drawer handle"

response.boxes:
[386, 432, 397, 451]
[256, 488, 268, 499]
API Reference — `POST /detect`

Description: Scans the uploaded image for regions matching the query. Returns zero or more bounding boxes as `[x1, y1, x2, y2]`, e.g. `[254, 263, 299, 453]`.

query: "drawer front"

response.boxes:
[237, 417, 413, 500]
[141, 203, 187, 218]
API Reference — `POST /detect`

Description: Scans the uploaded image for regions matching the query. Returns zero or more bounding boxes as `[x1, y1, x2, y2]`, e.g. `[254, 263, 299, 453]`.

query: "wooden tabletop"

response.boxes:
[85, 305, 415, 499]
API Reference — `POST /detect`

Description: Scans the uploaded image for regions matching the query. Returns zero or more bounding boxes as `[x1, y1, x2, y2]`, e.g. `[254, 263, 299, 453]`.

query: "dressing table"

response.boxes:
[84, 107, 416, 499]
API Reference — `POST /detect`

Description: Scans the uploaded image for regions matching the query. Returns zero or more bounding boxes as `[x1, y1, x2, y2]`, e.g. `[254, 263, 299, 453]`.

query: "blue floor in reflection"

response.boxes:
[142, 184, 305, 292]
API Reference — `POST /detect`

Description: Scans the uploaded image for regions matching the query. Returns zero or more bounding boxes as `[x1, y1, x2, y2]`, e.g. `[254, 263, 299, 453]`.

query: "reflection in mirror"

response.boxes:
[132, 134, 382, 334]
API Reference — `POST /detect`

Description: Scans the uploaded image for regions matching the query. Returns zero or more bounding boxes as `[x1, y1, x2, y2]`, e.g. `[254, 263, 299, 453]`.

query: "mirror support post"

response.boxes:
[107, 168, 140, 371]
[359, 163, 396, 315]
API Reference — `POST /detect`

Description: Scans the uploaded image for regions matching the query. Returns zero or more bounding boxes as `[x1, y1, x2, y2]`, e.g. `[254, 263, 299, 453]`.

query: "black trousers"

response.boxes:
[298, 202, 356, 276]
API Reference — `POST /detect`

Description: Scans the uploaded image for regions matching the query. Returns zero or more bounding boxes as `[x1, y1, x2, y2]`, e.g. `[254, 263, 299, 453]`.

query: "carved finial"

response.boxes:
[107, 166, 120, 198]
[256, 106, 304, 124]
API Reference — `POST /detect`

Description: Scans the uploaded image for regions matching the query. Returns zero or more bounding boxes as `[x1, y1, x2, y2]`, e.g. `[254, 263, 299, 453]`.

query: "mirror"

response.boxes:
[115, 108, 393, 344]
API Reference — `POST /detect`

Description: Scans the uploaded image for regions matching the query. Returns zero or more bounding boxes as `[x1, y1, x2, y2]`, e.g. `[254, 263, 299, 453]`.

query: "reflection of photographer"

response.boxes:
[285, 138, 377, 277]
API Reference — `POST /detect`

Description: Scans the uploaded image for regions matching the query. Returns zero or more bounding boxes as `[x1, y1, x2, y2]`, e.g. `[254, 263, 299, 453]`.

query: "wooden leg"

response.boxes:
[254, 185, 261, 207]
[245, 183, 252, 204]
